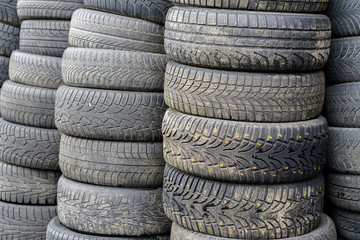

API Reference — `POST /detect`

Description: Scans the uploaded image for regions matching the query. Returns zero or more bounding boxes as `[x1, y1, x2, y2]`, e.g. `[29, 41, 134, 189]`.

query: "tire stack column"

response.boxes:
[0, 1, 83, 239]
[47, 1, 174, 239]
[162, 1, 337, 239]
[324, 2, 360, 240]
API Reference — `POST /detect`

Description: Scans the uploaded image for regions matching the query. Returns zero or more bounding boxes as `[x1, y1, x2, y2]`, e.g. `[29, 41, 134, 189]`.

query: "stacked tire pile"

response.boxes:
[161, 1, 338, 239]
[46, 1, 174, 239]
[324, 1, 360, 240]
[0, 0, 83, 238]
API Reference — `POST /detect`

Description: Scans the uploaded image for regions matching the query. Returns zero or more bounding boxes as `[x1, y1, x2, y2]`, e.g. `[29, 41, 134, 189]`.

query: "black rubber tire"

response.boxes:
[325, 36, 360, 84]
[55, 85, 166, 141]
[163, 109, 327, 184]
[327, 127, 360, 174]
[332, 208, 360, 240]
[324, 82, 360, 128]
[0, 22, 19, 57]
[47, 217, 170, 240]
[326, 0, 360, 38]
[9, 50, 62, 89]
[62, 47, 167, 91]
[171, 213, 336, 240]
[0, 56, 9, 87]
[58, 176, 171, 236]
[84, 0, 174, 25]
[17, 0, 84, 20]
[327, 173, 360, 213]
[59, 134, 165, 187]
[0, 0, 20, 26]
[0, 118, 60, 170]
[163, 165, 324, 239]
[0, 161, 60, 205]
[169, 0, 329, 12]
[165, 7, 331, 72]
[19, 20, 70, 57]
[165, 61, 325, 122]
[0, 201, 57, 239]
[1, 80, 56, 129]
[69, 9, 164, 54]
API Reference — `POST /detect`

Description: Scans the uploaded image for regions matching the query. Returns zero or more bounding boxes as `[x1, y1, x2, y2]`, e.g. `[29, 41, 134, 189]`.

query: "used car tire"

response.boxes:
[0, 0, 19, 26]
[332, 207, 360, 240]
[0, 22, 19, 57]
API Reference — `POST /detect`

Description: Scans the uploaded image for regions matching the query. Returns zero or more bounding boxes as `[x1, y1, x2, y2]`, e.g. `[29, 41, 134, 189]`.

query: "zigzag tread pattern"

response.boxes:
[0, 22, 19, 57]
[0, 0, 19, 26]
[332, 208, 360, 239]
[163, 165, 324, 239]
[54, 85, 167, 141]
[163, 109, 327, 184]
[57, 176, 171, 236]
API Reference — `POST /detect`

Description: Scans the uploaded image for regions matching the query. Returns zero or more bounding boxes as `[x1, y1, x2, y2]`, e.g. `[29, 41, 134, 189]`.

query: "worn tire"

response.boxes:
[0, 162, 60, 205]
[1, 80, 56, 129]
[0, 22, 19, 57]
[19, 20, 70, 57]
[327, 173, 360, 213]
[0, 201, 57, 239]
[17, 0, 84, 20]
[332, 208, 360, 240]
[0, 0, 19, 26]
[326, 0, 360, 38]
[171, 214, 336, 240]
[9, 50, 62, 89]
[0, 56, 9, 87]
[163, 109, 327, 184]
[325, 36, 360, 84]
[58, 176, 171, 236]
[62, 48, 167, 91]
[47, 217, 170, 240]
[169, 0, 329, 12]
[163, 165, 324, 239]
[59, 134, 165, 187]
[84, 0, 173, 25]
[69, 9, 164, 53]
[165, 61, 325, 122]
[327, 127, 360, 174]
[55, 85, 166, 141]
[324, 83, 360, 128]
[0, 118, 60, 170]
[165, 7, 331, 72]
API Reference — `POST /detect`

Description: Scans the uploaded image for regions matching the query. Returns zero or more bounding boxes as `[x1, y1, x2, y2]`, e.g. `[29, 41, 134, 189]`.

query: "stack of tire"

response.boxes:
[161, 1, 338, 239]
[0, 0, 83, 238]
[46, 1, 174, 239]
[324, 1, 360, 240]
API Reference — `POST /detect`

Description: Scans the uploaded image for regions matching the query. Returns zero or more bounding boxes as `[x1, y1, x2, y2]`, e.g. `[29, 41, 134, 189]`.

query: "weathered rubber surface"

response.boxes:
[0, 22, 19, 57]
[171, 214, 336, 240]
[0, 0, 19, 26]
[0, 118, 60, 170]
[84, 0, 173, 25]
[327, 127, 360, 174]
[0, 201, 57, 239]
[165, 61, 325, 122]
[327, 173, 360, 213]
[62, 48, 167, 91]
[163, 109, 327, 184]
[0, 56, 9, 87]
[69, 9, 164, 53]
[0, 161, 60, 205]
[60, 134, 165, 187]
[165, 7, 331, 72]
[324, 83, 360, 128]
[169, 0, 329, 12]
[9, 50, 62, 89]
[1, 80, 56, 129]
[19, 20, 70, 57]
[55, 85, 166, 141]
[332, 208, 360, 240]
[58, 176, 171, 236]
[163, 165, 324, 239]
[17, 0, 84, 20]
[325, 36, 360, 84]
[326, 0, 360, 38]
[47, 217, 170, 240]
